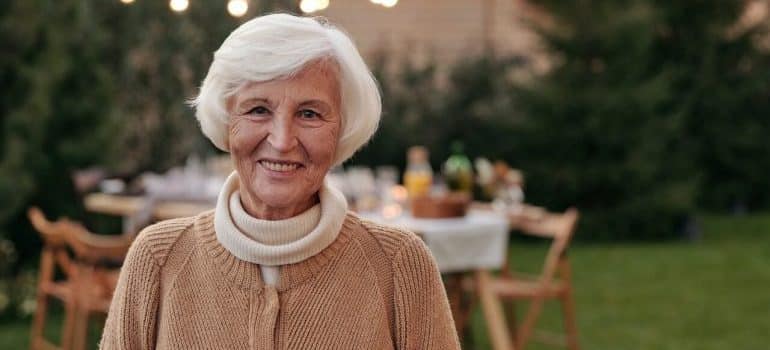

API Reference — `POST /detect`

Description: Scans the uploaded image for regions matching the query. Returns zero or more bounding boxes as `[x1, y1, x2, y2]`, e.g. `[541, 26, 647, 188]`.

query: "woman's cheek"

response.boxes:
[229, 119, 262, 153]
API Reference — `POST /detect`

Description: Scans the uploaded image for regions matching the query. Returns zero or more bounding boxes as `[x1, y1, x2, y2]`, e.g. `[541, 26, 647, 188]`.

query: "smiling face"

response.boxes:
[226, 60, 342, 220]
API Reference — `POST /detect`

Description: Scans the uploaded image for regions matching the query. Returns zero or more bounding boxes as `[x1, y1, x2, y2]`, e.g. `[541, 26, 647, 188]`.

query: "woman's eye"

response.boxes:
[247, 106, 269, 115]
[299, 109, 320, 119]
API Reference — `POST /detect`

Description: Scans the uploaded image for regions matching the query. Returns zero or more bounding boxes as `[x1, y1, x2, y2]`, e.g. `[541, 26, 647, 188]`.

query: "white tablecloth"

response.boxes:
[359, 210, 509, 273]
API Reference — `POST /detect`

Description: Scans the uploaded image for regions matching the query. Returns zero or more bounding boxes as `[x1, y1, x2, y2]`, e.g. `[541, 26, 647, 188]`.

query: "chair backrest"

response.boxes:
[28, 207, 67, 247]
[29, 207, 133, 266]
[60, 221, 132, 264]
[28, 207, 76, 279]
[516, 207, 579, 283]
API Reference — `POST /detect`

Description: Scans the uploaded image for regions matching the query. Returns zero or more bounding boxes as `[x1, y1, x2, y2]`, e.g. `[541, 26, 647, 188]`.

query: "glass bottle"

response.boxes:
[403, 146, 433, 198]
[443, 141, 474, 194]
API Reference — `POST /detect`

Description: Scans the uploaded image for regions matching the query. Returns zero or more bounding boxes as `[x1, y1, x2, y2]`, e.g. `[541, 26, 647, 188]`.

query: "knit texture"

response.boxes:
[215, 171, 348, 266]
[230, 191, 321, 245]
[100, 211, 460, 350]
[228, 178, 325, 285]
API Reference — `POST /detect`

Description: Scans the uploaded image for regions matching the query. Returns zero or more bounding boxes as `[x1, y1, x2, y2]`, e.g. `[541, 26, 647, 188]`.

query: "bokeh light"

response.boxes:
[227, 0, 248, 17]
[169, 0, 188, 12]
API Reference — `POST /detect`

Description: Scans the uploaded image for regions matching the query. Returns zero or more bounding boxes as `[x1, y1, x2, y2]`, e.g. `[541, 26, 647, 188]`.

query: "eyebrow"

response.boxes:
[237, 98, 270, 107]
[298, 99, 333, 109]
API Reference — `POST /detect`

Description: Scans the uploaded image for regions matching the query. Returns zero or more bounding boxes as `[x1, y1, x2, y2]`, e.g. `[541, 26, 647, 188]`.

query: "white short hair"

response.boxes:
[191, 14, 381, 166]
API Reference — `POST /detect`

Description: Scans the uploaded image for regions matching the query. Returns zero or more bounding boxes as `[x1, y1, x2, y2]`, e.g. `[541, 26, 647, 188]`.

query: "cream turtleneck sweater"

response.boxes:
[214, 171, 348, 285]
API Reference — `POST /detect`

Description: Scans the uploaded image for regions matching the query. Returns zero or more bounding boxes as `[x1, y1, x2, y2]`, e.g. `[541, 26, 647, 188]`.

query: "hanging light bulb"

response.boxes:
[299, 0, 319, 13]
[381, 0, 398, 7]
[120, 0, 135, 4]
[169, 0, 189, 12]
[370, 0, 383, 4]
[227, 0, 248, 17]
[317, 0, 329, 11]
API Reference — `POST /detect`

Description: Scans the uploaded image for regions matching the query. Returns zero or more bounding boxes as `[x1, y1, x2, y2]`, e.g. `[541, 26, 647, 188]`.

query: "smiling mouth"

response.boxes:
[259, 159, 303, 172]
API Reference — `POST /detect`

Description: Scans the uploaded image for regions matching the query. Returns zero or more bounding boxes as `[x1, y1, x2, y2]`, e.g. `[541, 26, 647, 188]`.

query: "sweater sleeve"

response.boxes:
[99, 235, 162, 350]
[392, 236, 461, 350]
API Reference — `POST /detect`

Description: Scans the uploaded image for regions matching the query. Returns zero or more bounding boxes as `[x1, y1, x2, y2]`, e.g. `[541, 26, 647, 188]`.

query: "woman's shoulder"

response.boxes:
[345, 212, 430, 263]
[346, 213, 442, 290]
[129, 212, 207, 266]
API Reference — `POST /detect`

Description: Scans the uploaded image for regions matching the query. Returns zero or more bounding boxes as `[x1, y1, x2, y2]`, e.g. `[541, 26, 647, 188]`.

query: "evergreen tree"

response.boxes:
[0, 1, 117, 263]
[653, 1, 770, 211]
[513, 0, 770, 239]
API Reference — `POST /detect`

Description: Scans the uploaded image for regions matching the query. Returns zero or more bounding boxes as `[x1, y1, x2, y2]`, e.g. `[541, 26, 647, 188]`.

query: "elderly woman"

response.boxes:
[100, 14, 460, 350]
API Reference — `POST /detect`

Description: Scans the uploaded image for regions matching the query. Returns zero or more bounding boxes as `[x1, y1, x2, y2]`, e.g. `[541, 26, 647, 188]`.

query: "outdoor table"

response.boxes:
[358, 210, 509, 273]
[84, 193, 213, 221]
[84, 193, 213, 233]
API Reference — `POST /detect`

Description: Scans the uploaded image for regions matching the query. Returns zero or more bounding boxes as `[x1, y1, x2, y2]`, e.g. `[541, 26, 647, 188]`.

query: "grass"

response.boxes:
[0, 302, 104, 349]
[2, 213, 769, 349]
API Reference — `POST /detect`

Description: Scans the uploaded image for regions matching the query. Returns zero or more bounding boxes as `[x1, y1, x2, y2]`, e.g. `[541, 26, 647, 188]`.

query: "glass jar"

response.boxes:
[403, 146, 433, 198]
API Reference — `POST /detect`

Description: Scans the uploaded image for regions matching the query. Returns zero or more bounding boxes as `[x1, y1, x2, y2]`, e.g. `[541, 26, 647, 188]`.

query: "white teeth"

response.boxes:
[261, 160, 299, 172]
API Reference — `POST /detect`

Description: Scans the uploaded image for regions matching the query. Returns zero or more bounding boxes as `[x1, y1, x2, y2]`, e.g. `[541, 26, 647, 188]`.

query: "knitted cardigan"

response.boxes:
[99, 210, 460, 349]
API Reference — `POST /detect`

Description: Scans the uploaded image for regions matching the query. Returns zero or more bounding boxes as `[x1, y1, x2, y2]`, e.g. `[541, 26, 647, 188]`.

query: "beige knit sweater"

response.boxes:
[99, 210, 460, 349]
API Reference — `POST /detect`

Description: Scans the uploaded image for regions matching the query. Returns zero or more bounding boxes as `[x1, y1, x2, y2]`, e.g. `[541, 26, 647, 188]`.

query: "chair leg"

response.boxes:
[458, 274, 478, 343]
[31, 251, 54, 350]
[560, 290, 579, 350]
[476, 270, 515, 350]
[71, 265, 92, 350]
[72, 308, 89, 350]
[30, 292, 48, 349]
[30, 294, 48, 350]
[61, 297, 77, 350]
[516, 297, 545, 350]
[504, 300, 518, 345]
[559, 259, 579, 350]
[445, 273, 465, 339]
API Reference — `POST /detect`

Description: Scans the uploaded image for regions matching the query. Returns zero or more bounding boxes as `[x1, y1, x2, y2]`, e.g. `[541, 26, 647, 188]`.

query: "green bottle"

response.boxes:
[443, 141, 474, 193]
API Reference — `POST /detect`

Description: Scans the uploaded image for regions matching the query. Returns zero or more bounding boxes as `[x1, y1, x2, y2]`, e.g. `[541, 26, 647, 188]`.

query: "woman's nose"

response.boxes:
[266, 115, 298, 152]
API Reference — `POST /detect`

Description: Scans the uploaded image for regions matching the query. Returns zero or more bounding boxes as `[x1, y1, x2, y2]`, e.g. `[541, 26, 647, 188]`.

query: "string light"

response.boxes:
[169, 0, 189, 12]
[299, 0, 329, 13]
[227, 0, 248, 17]
[121, 0, 395, 15]
[370, 0, 398, 8]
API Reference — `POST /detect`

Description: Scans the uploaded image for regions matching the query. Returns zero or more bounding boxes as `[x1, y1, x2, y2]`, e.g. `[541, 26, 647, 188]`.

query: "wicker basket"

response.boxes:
[411, 192, 471, 218]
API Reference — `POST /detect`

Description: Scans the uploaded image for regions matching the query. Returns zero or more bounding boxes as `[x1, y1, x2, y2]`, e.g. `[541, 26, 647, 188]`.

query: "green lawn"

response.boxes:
[2, 213, 769, 349]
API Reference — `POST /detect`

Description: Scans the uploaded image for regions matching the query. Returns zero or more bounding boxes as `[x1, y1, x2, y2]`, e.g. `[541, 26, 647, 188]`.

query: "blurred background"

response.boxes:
[1, 0, 769, 349]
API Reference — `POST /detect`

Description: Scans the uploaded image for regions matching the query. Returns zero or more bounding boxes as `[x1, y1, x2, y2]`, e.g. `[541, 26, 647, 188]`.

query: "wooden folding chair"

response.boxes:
[477, 207, 580, 350]
[61, 220, 131, 350]
[28, 207, 132, 350]
[28, 207, 78, 350]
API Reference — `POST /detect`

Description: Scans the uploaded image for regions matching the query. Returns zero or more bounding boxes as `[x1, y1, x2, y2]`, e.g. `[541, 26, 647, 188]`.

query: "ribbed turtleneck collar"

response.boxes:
[229, 191, 321, 245]
[214, 171, 348, 266]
